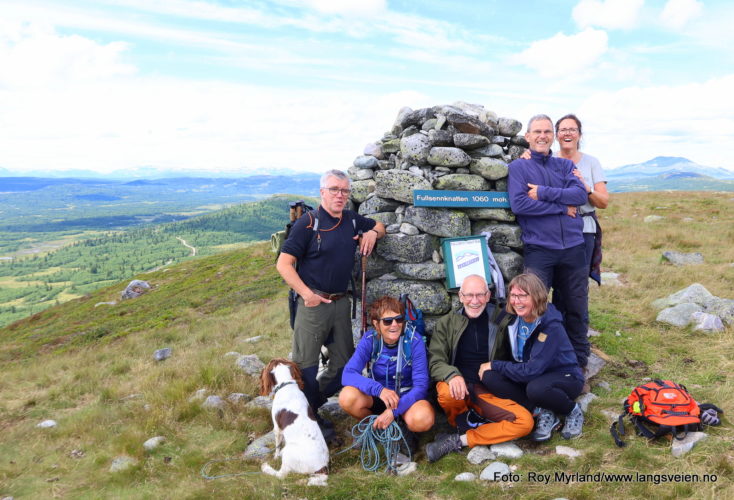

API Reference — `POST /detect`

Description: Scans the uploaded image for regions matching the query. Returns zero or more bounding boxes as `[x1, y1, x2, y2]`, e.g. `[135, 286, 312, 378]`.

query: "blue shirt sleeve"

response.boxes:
[491, 325, 563, 383]
[341, 331, 385, 398]
[508, 160, 566, 216]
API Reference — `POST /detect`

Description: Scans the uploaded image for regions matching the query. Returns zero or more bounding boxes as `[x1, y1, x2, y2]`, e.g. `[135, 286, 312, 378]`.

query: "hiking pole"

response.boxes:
[359, 230, 368, 335]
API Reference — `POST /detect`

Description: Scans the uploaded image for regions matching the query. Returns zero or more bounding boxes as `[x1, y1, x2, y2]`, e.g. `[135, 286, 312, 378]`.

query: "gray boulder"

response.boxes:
[427, 147, 472, 168]
[453, 133, 490, 150]
[469, 144, 504, 158]
[348, 165, 374, 181]
[490, 442, 523, 459]
[109, 456, 137, 473]
[662, 251, 704, 265]
[464, 208, 515, 222]
[363, 143, 383, 159]
[244, 431, 275, 460]
[584, 351, 606, 380]
[358, 195, 402, 216]
[236, 354, 265, 376]
[203, 395, 226, 410]
[403, 206, 471, 238]
[472, 223, 523, 249]
[455, 472, 477, 481]
[433, 174, 490, 191]
[492, 251, 524, 282]
[469, 158, 508, 181]
[245, 396, 273, 410]
[350, 179, 376, 203]
[366, 279, 450, 315]
[671, 432, 707, 457]
[375, 233, 438, 263]
[381, 138, 401, 154]
[690, 312, 725, 332]
[480, 462, 511, 481]
[497, 117, 523, 136]
[400, 133, 432, 165]
[706, 298, 734, 326]
[656, 303, 704, 327]
[364, 253, 396, 280]
[651, 283, 714, 309]
[353, 155, 379, 169]
[428, 129, 454, 146]
[467, 446, 496, 464]
[374, 170, 432, 204]
[445, 112, 493, 137]
[369, 212, 398, 227]
[121, 280, 151, 299]
[399, 222, 420, 235]
[153, 348, 171, 361]
[507, 144, 526, 161]
[395, 261, 446, 281]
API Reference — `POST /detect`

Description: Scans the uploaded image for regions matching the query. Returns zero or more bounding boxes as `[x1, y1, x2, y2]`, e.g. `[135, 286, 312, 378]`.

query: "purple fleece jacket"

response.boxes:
[508, 150, 588, 250]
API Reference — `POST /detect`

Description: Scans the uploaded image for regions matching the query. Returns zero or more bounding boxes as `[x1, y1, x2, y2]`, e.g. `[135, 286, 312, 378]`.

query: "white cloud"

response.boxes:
[660, 0, 703, 29]
[296, 0, 387, 17]
[572, 0, 644, 30]
[0, 21, 135, 88]
[515, 29, 608, 78]
[577, 74, 734, 169]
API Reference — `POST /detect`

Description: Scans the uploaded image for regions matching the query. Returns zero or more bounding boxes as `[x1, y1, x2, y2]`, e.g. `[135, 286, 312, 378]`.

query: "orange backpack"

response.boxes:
[611, 379, 702, 447]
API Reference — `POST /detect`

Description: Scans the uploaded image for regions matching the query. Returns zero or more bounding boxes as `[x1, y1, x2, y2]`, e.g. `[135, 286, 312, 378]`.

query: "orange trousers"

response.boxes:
[436, 381, 533, 448]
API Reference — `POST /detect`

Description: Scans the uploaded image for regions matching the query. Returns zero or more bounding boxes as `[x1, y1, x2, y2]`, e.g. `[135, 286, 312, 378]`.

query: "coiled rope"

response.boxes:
[335, 415, 412, 473]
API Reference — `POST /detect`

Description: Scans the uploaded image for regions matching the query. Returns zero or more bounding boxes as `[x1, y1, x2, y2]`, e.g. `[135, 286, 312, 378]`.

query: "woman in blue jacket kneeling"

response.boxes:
[479, 272, 585, 442]
[339, 295, 434, 449]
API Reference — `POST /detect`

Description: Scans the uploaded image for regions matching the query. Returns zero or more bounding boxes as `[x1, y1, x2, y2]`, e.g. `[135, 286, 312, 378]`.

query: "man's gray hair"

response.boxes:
[460, 274, 489, 293]
[320, 169, 351, 188]
[526, 114, 553, 132]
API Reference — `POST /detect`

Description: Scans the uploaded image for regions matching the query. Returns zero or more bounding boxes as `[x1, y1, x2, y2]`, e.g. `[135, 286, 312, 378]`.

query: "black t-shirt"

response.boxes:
[280, 206, 376, 294]
[454, 309, 489, 384]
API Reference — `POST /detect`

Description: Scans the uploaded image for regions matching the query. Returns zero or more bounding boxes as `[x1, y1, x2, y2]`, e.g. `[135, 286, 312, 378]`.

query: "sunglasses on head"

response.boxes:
[378, 315, 405, 326]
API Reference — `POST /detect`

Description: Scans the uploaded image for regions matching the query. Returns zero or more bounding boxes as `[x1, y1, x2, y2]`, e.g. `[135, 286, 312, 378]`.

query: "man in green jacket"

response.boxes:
[425, 275, 533, 462]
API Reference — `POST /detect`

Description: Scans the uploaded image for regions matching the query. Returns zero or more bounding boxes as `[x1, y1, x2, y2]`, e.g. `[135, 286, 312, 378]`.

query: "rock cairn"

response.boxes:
[347, 102, 528, 335]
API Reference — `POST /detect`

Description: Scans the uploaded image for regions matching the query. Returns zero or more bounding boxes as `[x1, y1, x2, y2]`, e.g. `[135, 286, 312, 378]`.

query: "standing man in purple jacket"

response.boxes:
[507, 115, 590, 369]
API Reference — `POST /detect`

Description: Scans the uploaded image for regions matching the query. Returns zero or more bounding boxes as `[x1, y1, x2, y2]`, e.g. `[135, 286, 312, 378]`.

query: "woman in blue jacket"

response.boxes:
[339, 295, 434, 445]
[478, 273, 585, 442]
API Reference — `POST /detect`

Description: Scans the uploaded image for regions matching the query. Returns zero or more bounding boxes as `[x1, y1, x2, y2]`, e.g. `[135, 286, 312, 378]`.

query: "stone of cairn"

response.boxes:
[348, 102, 529, 337]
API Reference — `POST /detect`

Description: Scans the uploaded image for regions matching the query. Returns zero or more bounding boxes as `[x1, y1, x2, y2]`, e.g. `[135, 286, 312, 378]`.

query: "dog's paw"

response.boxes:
[308, 474, 328, 487]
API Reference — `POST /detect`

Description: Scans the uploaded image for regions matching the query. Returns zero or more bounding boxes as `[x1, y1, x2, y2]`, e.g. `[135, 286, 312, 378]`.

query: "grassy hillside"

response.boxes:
[1, 192, 732, 499]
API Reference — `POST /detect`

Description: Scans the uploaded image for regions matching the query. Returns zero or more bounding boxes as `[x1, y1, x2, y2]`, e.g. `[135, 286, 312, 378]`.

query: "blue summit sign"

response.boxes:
[413, 190, 510, 208]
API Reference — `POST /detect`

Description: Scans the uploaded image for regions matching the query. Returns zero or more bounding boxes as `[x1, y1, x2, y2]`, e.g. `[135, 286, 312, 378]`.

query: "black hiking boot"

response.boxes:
[425, 433, 462, 463]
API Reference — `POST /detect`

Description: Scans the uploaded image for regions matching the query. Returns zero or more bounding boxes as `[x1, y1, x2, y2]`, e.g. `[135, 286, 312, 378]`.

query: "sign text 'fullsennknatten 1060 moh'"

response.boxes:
[413, 190, 510, 208]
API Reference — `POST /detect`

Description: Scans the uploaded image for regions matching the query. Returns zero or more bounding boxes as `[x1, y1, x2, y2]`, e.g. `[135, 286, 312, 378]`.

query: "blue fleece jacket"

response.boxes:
[508, 150, 588, 250]
[342, 329, 429, 417]
[491, 304, 583, 383]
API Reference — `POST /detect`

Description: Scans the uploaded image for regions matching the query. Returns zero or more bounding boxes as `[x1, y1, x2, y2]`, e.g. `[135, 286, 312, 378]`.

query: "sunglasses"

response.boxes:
[378, 315, 405, 326]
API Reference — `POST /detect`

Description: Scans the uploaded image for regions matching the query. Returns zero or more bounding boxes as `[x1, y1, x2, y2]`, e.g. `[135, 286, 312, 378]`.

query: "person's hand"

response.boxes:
[373, 409, 395, 429]
[303, 290, 330, 307]
[379, 388, 400, 409]
[566, 206, 577, 218]
[527, 183, 539, 200]
[355, 229, 378, 256]
[520, 149, 531, 160]
[478, 362, 492, 379]
[448, 375, 468, 401]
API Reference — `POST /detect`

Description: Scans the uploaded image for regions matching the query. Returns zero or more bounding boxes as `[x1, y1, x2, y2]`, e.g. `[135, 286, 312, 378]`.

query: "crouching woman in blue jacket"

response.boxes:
[339, 295, 434, 449]
[479, 273, 585, 442]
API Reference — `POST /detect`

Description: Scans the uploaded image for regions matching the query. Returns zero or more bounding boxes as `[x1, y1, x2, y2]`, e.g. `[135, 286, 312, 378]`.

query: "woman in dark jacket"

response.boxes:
[339, 296, 434, 447]
[478, 272, 585, 442]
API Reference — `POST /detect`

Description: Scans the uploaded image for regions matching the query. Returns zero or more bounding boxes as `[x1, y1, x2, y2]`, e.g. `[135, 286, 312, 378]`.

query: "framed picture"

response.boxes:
[441, 235, 492, 290]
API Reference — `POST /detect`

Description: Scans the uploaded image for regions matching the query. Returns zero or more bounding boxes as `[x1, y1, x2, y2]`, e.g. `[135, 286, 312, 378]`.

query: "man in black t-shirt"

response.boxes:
[276, 169, 385, 437]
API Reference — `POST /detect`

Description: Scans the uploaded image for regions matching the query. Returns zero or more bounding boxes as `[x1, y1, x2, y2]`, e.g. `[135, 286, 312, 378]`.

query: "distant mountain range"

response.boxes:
[604, 156, 734, 192]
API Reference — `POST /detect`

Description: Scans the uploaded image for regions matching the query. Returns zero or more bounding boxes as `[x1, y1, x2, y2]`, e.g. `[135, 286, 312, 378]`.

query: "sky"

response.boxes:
[1, 0, 733, 176]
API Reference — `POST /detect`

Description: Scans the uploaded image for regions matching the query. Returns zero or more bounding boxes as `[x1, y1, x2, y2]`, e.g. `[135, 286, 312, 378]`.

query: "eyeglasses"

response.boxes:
[509, 293, 530, 300]
[460, 291, 488, 301]
[324, 187, 351, 196]
[558, 127, 579, 134]
[529, 129, 553, 136]
[379, 315, 405, 326]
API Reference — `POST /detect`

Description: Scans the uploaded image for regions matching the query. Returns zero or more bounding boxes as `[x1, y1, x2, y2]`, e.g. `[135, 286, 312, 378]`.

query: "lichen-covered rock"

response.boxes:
[472, 222, 523, 249]
[465, 208, 515, 222]
[395, 261, 446, 281]
[404, 206, 471, 238]
[469, 144, 504, 158]
[428, 129, 454, 146]
[433, 173, 490, 191]
[690, 312, 724, 332]
[243, 431, 275, 460]
[364, 253, 396, 280]
[381, 138, 401, 154]
[400, 133, 432, 165]
[651, 283, 715, 309]
[492, 251, 524, 282]
[510, 135, 529, 147]
[358, 195, 403, 215]
[469, 158, 509, 181]
[121, 279, 151, 299]
[656, 303, 703, 327]
[354, 155, 379, 169]
[363, 143, 383, 159]
[348, 165, 374, 180]
[480, 462, 511, 481]
[399, 222, 420, 235]
[375, 233, 438, 263]
[706, 298, 734, 326]
[446, 111, 494, 137]
[365, 279, 450, 315]
[507, 144, 527, 161]
[662, 251, 704, 265]
[369, 212, 397, 227]
[374, 170, 432, 204]
[350, 179, 376, 203]
[236, 354, 265, 376]
[497, 117, 522, 136]
[453, 133, 490, 150]
[427, 147, 472, 168]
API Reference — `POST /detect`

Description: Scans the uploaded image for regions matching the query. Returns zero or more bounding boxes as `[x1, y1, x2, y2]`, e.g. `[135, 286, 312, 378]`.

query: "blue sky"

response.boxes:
[1, 0, 732, 175]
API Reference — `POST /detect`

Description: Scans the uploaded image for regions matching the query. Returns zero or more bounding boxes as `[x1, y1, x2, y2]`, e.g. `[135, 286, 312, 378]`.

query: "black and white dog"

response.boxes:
[259, 358, 329, 483]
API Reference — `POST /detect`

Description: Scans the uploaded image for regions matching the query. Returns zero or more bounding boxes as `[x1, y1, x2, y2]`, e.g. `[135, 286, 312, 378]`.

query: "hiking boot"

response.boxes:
[561, 403, 584, 439]
[425, 433, 462, 463]
[455, 409, 489, 434]
[532, 408, 560, 442]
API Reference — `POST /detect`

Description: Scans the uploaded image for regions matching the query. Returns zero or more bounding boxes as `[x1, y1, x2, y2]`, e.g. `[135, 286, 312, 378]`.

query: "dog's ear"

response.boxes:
[288, 361, 305, 391]
[260, 360, 276, 396]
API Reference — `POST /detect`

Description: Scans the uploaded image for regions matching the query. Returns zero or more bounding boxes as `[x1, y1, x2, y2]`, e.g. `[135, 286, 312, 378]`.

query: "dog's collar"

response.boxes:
[273, 380, 297, 395]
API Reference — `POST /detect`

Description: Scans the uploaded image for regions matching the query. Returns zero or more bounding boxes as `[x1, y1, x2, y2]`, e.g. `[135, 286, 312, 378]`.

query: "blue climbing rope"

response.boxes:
[336, 415, 412, 473]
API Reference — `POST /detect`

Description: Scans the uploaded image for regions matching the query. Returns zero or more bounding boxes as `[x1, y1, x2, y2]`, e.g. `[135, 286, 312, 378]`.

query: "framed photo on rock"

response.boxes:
[441, 235, 492, 291]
